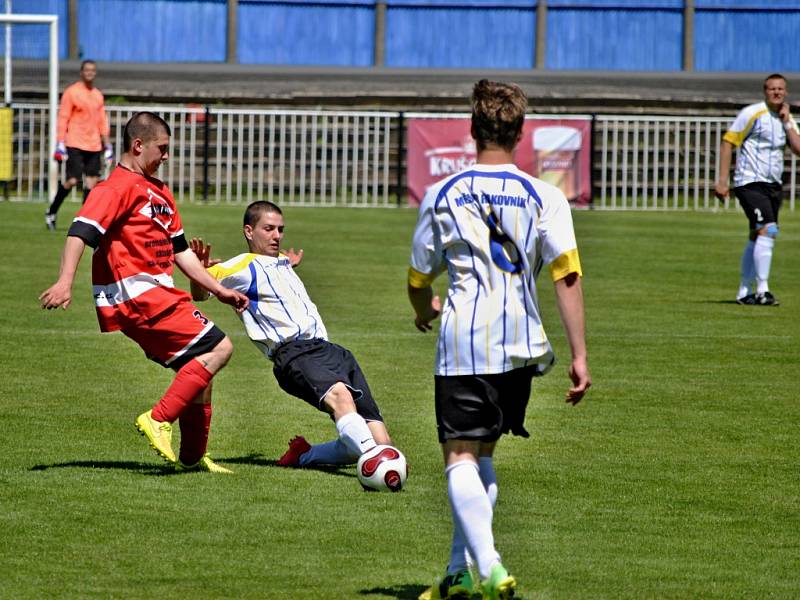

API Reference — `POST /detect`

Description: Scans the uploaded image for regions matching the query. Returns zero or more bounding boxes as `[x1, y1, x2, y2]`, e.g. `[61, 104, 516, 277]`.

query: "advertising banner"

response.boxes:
[406, 116, 592, 207]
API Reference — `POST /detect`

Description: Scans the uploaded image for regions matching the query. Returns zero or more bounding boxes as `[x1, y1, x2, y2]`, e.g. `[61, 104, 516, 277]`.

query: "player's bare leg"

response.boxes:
[323, 382, 376, 455]
[82, 175, 99, 204]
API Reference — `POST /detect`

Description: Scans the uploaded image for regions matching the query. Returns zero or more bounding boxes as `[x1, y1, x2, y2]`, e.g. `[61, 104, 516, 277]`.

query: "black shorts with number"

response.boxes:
[272, 338, 384, 422]
[65, 147, 102, 180]
[734, 182, 783, 229]
[434, 366, 537, 443]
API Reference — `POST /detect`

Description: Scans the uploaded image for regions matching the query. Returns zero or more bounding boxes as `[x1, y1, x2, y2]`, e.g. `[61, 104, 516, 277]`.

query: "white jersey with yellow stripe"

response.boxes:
[409, 163, 582, 377]
[724, 101, 798, 187]
[206, 252, 327, 359]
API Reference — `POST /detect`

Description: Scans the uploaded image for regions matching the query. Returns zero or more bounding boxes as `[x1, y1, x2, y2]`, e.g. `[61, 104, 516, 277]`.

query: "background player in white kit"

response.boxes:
[409, 80, 591, 600]
[714, 73, 800, 305]
[190, 201, 393, 470]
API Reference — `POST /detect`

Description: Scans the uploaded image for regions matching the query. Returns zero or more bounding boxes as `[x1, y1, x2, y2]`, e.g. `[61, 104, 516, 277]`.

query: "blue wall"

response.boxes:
[694, 1, 800, 72]
[385, 1, 536, 68]
[9, 0, 800, 72]
[546, 1, 683, 70]
[78, 0, 227, 62]
[238, 0, 375, 66]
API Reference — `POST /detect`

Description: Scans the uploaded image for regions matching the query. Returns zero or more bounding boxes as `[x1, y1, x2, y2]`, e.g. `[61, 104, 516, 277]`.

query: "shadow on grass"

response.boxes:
[224, 452, 356, 479]
[359, 585, 504, 600]
[358, 584, 431, 599]
[30, 460, 174, 475]
[28, 454, 357, 479]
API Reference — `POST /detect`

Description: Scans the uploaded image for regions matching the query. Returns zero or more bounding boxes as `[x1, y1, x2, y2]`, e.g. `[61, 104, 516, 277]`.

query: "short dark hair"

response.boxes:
[243, 200, 283, 227]
[80, 59, 96, 71]
[122, 112, 171, 152]
[470, 79, 527, 152]
[764, 73, 786, 88]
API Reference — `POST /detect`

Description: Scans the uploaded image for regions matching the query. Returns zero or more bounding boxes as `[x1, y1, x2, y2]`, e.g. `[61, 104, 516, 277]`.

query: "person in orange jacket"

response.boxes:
[45, 60, 112, 231]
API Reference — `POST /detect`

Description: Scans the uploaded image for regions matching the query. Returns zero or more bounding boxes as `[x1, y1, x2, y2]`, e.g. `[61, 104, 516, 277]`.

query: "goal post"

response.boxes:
[1, 13, 58, 200]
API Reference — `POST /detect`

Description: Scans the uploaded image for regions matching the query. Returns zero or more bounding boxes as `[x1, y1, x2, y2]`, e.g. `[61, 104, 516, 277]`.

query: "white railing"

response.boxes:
[4, 104, 797, 211]
[595, 115, 797, 211]
[7, 104, 401, 207]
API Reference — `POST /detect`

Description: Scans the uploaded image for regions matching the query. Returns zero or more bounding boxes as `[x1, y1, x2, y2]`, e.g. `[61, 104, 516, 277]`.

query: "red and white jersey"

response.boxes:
[67, 165, 190, 332]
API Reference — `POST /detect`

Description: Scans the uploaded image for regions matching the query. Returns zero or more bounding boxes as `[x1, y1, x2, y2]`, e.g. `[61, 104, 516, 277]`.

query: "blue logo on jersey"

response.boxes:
[485, 209, 523, 274]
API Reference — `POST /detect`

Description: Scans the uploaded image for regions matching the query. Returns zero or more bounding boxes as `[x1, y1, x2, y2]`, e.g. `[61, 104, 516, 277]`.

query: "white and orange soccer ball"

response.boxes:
[357, 445, 408, 492]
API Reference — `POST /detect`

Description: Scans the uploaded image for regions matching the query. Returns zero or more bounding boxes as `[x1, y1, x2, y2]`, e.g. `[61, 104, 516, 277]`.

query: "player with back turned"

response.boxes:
[409, 80, 591, 600]
[40, 111, 248, 472]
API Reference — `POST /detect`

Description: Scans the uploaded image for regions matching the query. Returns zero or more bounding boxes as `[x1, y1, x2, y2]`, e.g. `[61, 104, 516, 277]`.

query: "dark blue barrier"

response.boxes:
[695, 0, 800, 72]
[79, 0, 227, 62]
[238, 0, 375, 65]
[547, 0, 683, 70]
[10, 0, 800, 72]
[385, 1, 537, 68]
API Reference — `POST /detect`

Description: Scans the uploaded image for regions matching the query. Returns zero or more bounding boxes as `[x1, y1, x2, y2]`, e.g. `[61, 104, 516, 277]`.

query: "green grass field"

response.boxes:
[1, 201, 798, 599]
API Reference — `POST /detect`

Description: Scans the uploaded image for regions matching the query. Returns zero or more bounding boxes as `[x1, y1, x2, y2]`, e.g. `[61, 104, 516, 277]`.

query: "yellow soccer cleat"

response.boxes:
[176, 454, 233, 474]
[480, 563, 516, 600]
[135, 410, 176, 463]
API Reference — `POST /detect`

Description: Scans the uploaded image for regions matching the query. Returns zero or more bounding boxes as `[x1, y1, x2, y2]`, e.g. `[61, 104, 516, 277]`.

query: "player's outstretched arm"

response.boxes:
[553, 272, 591, 405]
[175, 248, 248, 313]
[40, 236, 88, 310]
[408, 284, 441, 332]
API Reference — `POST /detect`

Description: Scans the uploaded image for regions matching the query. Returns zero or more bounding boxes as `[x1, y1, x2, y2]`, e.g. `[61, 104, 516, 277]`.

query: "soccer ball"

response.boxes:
[357, 445, 408, 492]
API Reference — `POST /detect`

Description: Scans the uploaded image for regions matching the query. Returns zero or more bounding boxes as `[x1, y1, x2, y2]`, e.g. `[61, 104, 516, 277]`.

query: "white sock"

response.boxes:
[335, 412, 375, 456]
[753, 235, 775, 294]
[299, 439, 359, 466]
[448, 456, 499, 574]
[446, 460, 500, 580]
[738, 240, 756, 298]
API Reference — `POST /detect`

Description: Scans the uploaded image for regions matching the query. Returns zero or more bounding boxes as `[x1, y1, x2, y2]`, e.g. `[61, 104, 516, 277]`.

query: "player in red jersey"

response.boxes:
[40, 111, 249, 473]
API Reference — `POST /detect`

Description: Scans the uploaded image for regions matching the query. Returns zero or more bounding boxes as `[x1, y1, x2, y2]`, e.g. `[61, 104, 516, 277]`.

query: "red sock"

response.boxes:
[151, 360, 213, 423]
[179, 402, 212, 466]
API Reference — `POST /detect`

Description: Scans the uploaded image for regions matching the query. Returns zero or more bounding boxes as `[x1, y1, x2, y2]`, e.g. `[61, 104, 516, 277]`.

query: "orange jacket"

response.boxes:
[57, 81, 110, 151]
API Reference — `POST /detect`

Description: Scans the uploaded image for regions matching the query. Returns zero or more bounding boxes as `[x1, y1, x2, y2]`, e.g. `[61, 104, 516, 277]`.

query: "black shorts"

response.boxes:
[734, 182, 783, 230]
[271, 338, 383, 422]
[434, 366, 537, 443]
[65, 148, 102, 180]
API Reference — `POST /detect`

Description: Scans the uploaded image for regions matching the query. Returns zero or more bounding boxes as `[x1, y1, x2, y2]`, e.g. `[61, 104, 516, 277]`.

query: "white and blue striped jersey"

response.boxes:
[207, 253, 327, 359]
[724, 101, 798, 187]
[409, 163, 582, 377]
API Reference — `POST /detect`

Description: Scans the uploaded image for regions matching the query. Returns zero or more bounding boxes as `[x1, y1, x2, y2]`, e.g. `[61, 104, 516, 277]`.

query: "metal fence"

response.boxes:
[8, 103, 401, 206]
[595, 115, 797, 211]
[4, 103, 798, 211]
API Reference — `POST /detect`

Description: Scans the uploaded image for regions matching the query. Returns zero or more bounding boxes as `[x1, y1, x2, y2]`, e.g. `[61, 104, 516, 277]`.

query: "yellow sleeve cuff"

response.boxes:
[549, 248, 583, 281]
[722, 130, 743, 148]
[408, 266, 437, 289]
